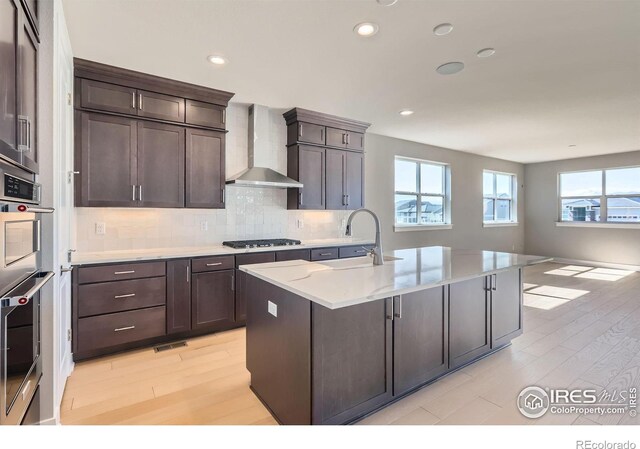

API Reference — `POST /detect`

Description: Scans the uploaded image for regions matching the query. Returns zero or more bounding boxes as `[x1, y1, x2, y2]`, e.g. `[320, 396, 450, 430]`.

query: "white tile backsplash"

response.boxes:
[73, 103, 350, 253]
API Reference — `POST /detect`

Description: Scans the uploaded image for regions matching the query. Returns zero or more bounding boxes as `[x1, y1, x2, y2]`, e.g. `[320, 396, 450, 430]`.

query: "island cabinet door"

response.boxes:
[311, 299, 393, 425]
[392, 287, 449, 396]
[491, 269, 523, 348]
[448, 276, 491, 369]
[191, 269, 235, 330]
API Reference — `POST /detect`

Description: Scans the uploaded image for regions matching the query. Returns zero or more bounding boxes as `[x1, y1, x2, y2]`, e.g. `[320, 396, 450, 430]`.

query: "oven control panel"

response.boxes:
[2, 173, 40, 204]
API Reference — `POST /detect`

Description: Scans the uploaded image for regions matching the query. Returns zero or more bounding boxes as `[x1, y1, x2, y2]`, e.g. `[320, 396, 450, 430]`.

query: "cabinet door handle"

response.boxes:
[206, 262, 223, 266]
[138, 185, 143, 202]
[299, 191, 303, 206]
[138, 93, 143, 110]
[186, 265, 190, 283]
[114, 270, 135, 275]
[393, 296, 402, 319]
[319, 252, 333, 256]
[114, 326, 135, 332]
[386, 298, 394, 321]
[346, 133, 350, 145]
[27, 119, 31, 151]
[346, 194, 350, 206]
[231, 273, 235, 291]
[492, 274, 497, 291]
[342, 133, 346, 144]
[299, 123, 303, 138]
[222, 108, 226, 124]
[114, 293, 136, 299]
[132, 92, 136, 109]
[132, 185, 136, 201]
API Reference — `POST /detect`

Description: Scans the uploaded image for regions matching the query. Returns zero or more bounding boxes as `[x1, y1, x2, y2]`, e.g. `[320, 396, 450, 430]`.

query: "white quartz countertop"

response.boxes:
[71, 238, 374, 265]
[239, 246, 552, 309]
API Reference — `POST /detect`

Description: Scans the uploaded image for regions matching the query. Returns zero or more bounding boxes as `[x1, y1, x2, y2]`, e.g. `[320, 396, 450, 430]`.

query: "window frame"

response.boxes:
[482, 170, 518, 224]
[557, 165, 640, 224]
[394, 156, 450, 228]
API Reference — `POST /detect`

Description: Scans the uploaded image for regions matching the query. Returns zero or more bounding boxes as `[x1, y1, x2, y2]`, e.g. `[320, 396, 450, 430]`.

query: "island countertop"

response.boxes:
[239, 246, 551, 309]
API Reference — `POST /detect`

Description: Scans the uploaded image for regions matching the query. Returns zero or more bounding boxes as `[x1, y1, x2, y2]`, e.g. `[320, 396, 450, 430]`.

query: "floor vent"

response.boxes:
[154, 341, 187, 353]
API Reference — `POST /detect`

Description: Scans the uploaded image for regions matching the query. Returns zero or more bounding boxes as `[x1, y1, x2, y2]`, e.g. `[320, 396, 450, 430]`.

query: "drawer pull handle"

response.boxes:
[319, 253, 333, 256]
[114, 270, 135, 275]
[206, 262, 223, 267]
[114, 293, 136, 299]
[114, 325, 135, 332]
[355, 250, 367, 253]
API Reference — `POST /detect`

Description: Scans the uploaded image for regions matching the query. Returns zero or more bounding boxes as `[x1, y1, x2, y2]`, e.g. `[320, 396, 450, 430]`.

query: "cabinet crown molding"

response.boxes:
[74, 58, 235, 106]
[283, 108, 371, 133]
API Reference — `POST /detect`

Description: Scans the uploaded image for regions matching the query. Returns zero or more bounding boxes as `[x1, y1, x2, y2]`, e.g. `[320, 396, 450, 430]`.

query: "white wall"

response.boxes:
[74, 103, 350, 253]
[351, 133, 526, 253]
[524, 150, 640, 266]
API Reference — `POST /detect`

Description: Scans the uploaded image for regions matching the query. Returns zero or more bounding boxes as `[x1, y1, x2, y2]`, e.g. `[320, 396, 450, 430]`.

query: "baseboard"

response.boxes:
[553, 257, 640, 272]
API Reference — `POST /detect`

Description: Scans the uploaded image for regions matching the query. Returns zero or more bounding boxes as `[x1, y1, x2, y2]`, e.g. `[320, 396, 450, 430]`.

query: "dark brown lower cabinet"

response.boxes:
[393, 288, 448, 396]
[491, 269, 523, 347]
[166, 259, 191, 334]
[448, 276, 491, 368]
[234, 252, 276, 322]
[311, 299, 393, 425]
[191, 269, 235, 330]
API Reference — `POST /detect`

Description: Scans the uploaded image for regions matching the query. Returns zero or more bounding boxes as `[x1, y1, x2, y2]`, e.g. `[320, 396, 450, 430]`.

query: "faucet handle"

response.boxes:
[363, 246, 375, 257]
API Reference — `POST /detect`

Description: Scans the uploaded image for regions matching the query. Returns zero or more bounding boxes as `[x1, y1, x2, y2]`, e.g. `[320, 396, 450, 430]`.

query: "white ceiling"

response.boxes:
[62, 0, 640, 164]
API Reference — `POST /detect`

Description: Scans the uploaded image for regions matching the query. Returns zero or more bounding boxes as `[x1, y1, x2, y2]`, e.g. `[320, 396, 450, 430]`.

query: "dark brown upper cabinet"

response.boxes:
[73, 59, 234, 208]
[185, 128, 225, 209]
[75, 112, 185, 208]
[326, 149, 364, 210]
[287, 145, 325, 210]
[185, 100, 225, 129]
[137, 121, 185, 208]
[283, 108, 369, 211]
[0, 0, 38, 173]
[80, 79, 138, 116]
[75, 112, 138, 207]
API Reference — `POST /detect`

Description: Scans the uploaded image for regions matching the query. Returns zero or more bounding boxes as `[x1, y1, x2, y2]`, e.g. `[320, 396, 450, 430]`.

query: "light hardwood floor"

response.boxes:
[61, 262, 640, 425]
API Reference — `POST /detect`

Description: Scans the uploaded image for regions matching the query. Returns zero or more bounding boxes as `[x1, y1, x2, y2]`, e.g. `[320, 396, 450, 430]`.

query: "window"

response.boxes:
[483, 171, 516, 223]
[559, 167, 640, 223]
[394, 157, 449, 226]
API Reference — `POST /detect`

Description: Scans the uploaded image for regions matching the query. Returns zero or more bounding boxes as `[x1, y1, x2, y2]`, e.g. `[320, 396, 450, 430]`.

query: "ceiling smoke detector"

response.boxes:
[436, 61, 465, 75]
[433, 23, 453, 36]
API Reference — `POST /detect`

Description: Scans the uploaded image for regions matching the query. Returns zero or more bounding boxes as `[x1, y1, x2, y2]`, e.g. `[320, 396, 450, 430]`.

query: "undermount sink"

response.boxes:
[319, 255, 402, 270]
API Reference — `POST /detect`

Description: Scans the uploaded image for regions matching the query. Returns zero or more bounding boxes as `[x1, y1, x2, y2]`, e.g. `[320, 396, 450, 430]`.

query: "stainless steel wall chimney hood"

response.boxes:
[226, 104, 303, 189]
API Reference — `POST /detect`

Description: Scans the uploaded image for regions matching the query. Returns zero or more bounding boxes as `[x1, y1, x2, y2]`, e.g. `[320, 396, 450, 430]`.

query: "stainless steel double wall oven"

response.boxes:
[0, 160, 53, 425]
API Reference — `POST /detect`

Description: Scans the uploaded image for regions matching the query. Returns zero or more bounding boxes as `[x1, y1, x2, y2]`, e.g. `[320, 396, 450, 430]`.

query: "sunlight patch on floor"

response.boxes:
[544, 269, 577, 277]
[523, 293, 570, 310]
[544, 265, 635, 282]
[523, 283, 538, 290]
[527, 285, 589, 300]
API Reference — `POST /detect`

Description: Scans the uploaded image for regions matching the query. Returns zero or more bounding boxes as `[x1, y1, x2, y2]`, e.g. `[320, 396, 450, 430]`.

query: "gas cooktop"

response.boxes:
[222, 238, 302, 249]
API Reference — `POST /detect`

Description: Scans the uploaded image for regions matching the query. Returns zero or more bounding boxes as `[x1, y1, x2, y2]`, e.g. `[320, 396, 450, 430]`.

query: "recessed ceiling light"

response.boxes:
[477, 48, 496, 58]
[376, 0, 398, 5]
[568, 144, 577, 147]
[354, 22, 379, 37]
[207, 55, 227, 65]
[433, 23, 453, 36]
[436, 61, 464, 75]
[399, 110, 414, 116]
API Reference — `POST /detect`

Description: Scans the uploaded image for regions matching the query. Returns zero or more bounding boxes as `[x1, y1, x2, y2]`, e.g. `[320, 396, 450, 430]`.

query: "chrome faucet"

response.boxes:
[345, 208, 384, 266]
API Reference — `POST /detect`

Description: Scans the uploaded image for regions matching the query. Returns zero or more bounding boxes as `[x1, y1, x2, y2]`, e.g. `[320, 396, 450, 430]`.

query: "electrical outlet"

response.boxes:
[268, 301, 278, 317]
[95, 222, 106, 235]
[200, 221, 209, 231]
[297, 219, 304, 229]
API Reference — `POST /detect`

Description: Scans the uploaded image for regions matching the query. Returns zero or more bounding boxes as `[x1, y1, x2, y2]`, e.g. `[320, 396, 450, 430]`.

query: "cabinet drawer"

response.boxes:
[77, 261, 166, 284]
[310, 248, 339, 261]
[298, 122, 325, 145]
[276, 249, 311, 262]
[192, 255, 235, 273]
[78, 277, 166, 318]
[345, 131, 364, 151]
[185, 100, 225, 129]
[325, 127, 347, 148]
[339, 245, 374, 259]
[235, 252, 276, 268]
[77, 306, 166, 353]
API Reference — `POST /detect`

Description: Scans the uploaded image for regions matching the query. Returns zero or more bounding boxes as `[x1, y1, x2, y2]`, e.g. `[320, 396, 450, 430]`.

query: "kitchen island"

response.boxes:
[240, 246, 550, 425]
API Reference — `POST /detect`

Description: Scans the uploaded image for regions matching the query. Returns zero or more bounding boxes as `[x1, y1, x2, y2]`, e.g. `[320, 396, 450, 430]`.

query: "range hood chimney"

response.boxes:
[226, 104, 303, 189]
